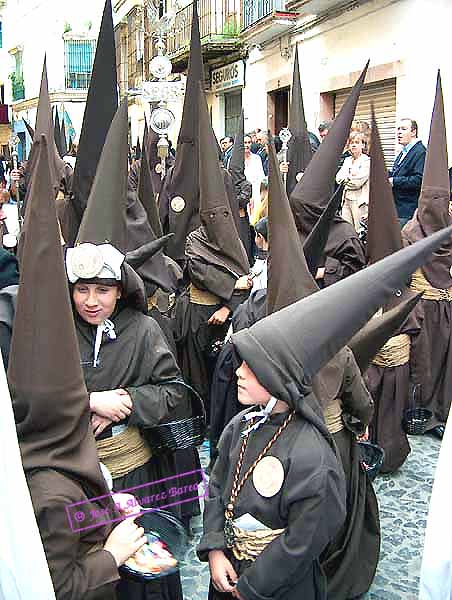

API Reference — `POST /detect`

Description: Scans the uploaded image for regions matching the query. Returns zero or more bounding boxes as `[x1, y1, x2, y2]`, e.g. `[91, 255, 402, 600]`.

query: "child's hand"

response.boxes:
[208, 549, 238, 593]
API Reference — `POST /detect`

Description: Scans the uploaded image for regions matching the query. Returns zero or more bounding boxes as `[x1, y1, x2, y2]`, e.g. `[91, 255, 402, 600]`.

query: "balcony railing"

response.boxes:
[12, 80, 25, 102]
[242, 0, 285, 29]
[166, 0, 241, 58]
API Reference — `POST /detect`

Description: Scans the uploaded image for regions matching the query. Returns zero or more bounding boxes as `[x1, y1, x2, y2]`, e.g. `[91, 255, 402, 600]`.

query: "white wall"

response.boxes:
[233, 0, 452, 153]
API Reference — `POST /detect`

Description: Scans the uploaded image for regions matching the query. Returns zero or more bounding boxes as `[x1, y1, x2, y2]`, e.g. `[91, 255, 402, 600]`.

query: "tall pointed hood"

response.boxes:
[76, 99, 128, 252]
[23, 118, 34, 141]
[416, 71, 451, 236]
[25, 59, 65, 195]
[60, 115, 68, 157]
[367, 108, 402, 264]
[232, 223, 452, 410]
[71, 0, 118, 221]
[267, 137, 318, 315]
[8, 135, 108, 498]
[136, 136, 141, 160]
[348, 293, 422, 373]
[162, 0, 203, 260]
[53, 108, 64, 158]
[139, 134, 163, 237]
[286, 45, 312, 196]
[228, 109, 246, 186]
[197, 84, 249, 275]
[303, 183, 344, 277]
[290, 61, 369, 231]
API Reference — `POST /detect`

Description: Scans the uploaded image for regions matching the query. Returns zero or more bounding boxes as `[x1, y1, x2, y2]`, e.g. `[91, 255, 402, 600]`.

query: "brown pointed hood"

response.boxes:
[195, 84, 249, 275]
[8, 135, 109, 498]
[25, 59, 65, 196]
[161, 1, 203, 260]
[367, 108, 402, 264]
[139, 135, 163, 237]
[267, 137, 318, 315]
[135, 136, 141, 160]
[232, 223, 452, 411]
[286, 45, 312, 196]
[71, 0, 118, 222]
[76, 99, 128, 252]
[348, 292, 422, 373]
[290, 61, 369, 232]
[417, 71, 451, 236]
[402, 71, 452, 288]
[125, 233, 174, 270]
[302, 183, 344, 278]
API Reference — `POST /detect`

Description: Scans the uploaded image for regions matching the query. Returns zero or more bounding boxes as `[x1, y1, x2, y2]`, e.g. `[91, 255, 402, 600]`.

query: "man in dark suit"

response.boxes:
[389, 118, 426, 226]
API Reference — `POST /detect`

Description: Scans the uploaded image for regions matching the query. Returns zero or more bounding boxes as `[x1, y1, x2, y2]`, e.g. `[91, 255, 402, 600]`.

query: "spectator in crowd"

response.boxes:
[220, 136, 234, 167]
[388, 118, 426, 226]
[336, 131, 370, 231]
[256, 130, 269, 175]
[319, 120, 333, 141]
[244, 134, 265, 221]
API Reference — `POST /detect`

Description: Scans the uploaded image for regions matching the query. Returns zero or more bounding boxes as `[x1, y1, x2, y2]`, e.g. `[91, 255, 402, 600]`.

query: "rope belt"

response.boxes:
[372, 334, 410, 368]
[147, 290, 176, 313]
[189, 283, 220, 306]
[96, 426, 152, 480]
[232, 524, 285, 562]
[410, 269, 452, 302]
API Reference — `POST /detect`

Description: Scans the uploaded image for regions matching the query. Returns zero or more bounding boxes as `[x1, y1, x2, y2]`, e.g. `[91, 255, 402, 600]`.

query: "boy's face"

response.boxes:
[236, 361, 271, 406]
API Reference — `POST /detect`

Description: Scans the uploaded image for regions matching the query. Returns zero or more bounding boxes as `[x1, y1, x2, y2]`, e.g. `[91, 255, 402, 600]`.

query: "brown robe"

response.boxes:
[27, 469, 119, 600]
[315, 347, 380, 599]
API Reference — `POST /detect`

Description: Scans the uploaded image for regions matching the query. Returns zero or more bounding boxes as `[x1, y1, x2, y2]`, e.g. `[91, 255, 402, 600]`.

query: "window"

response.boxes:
[0, 22, 3, 49]
[64, 39, 96, 90]
[11, 50, 24, 101]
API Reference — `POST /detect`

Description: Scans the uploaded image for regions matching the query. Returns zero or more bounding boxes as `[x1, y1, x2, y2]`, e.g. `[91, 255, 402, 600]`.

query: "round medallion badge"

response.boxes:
[171, 196, 185, 213]
[252, 456, 284, 498]
[70, 244, 104, 279]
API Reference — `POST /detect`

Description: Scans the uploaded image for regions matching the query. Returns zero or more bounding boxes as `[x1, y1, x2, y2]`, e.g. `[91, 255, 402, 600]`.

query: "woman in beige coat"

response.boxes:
[337, 132, 370, 230]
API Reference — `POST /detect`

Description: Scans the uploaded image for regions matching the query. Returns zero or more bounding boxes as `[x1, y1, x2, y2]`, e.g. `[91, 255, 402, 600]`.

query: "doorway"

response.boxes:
[267, 87, 289, 135]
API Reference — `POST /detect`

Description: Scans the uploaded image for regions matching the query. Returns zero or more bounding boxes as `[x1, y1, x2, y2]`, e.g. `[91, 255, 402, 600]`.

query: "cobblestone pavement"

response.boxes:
[179, 434, 441, 600]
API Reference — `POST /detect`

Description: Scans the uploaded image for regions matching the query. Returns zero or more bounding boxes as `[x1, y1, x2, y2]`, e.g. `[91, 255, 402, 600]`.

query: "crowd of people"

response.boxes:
[2, 1, 452, 600]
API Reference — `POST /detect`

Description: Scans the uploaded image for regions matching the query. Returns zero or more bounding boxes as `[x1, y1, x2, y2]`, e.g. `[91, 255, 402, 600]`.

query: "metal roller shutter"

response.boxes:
[334, 78, 396, 168]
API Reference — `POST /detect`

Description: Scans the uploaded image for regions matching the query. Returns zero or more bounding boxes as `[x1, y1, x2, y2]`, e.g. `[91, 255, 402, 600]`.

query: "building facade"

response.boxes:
[121, 0, 451, 167]
[5, 0, 106, 160]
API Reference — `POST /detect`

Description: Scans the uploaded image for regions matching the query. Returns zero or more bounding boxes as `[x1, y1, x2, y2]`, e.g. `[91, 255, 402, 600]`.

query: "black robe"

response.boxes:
[75, 306, 191, 600]
[198, 397, 346, 600]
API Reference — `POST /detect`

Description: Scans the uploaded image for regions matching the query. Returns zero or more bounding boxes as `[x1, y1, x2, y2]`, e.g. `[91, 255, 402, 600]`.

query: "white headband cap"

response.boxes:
[66, 243, 125, 284]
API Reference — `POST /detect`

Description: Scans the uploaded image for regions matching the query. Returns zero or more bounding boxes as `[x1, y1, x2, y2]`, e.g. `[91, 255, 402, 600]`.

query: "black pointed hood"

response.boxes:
[125, 234, 174, 270]
[232, 223, 452, 410]
[162, 0, 203, 260]
[71, 0, 118, 221]
[367, 108, 402, 264]
[139, 136, 163, 237]
[228, 109, 246, 185]
[290, 62, 369, 232]
[54, 108, 64, 158]
[303, 183, 344, 278]
[136, 137, 141, 160]
[267, 137, 318, 315]
[76, 99, 128, 252]
[348, 293, 422, 373]
[23, 118, 34, 141]
[196, 84, 249, 275]
[9, 135, 109, 499]
[60, 115, 68, 157]
[286, 45, 312, 196]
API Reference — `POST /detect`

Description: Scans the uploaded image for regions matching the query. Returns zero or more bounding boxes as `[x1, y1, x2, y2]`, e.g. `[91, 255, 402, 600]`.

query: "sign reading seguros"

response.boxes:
[211, 60, 245, 93]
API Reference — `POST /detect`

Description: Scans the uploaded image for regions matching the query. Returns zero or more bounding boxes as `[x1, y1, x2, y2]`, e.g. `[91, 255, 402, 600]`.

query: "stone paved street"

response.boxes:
[179, 434, 442, 600]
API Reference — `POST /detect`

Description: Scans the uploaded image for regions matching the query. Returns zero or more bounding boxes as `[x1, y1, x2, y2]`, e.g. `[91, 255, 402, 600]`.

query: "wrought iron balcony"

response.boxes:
[166, 0, 241, 68]
[12, 79, 25, 102]
[242, 0, 285, 29]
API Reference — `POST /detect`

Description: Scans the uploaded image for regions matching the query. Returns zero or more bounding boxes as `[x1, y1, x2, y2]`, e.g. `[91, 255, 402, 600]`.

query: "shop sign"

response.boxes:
[211, 60, 245, 93]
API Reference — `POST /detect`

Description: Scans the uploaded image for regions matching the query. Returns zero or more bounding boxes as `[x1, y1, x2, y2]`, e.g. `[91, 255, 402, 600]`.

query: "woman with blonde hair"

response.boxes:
[337, 131, 370, 231]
